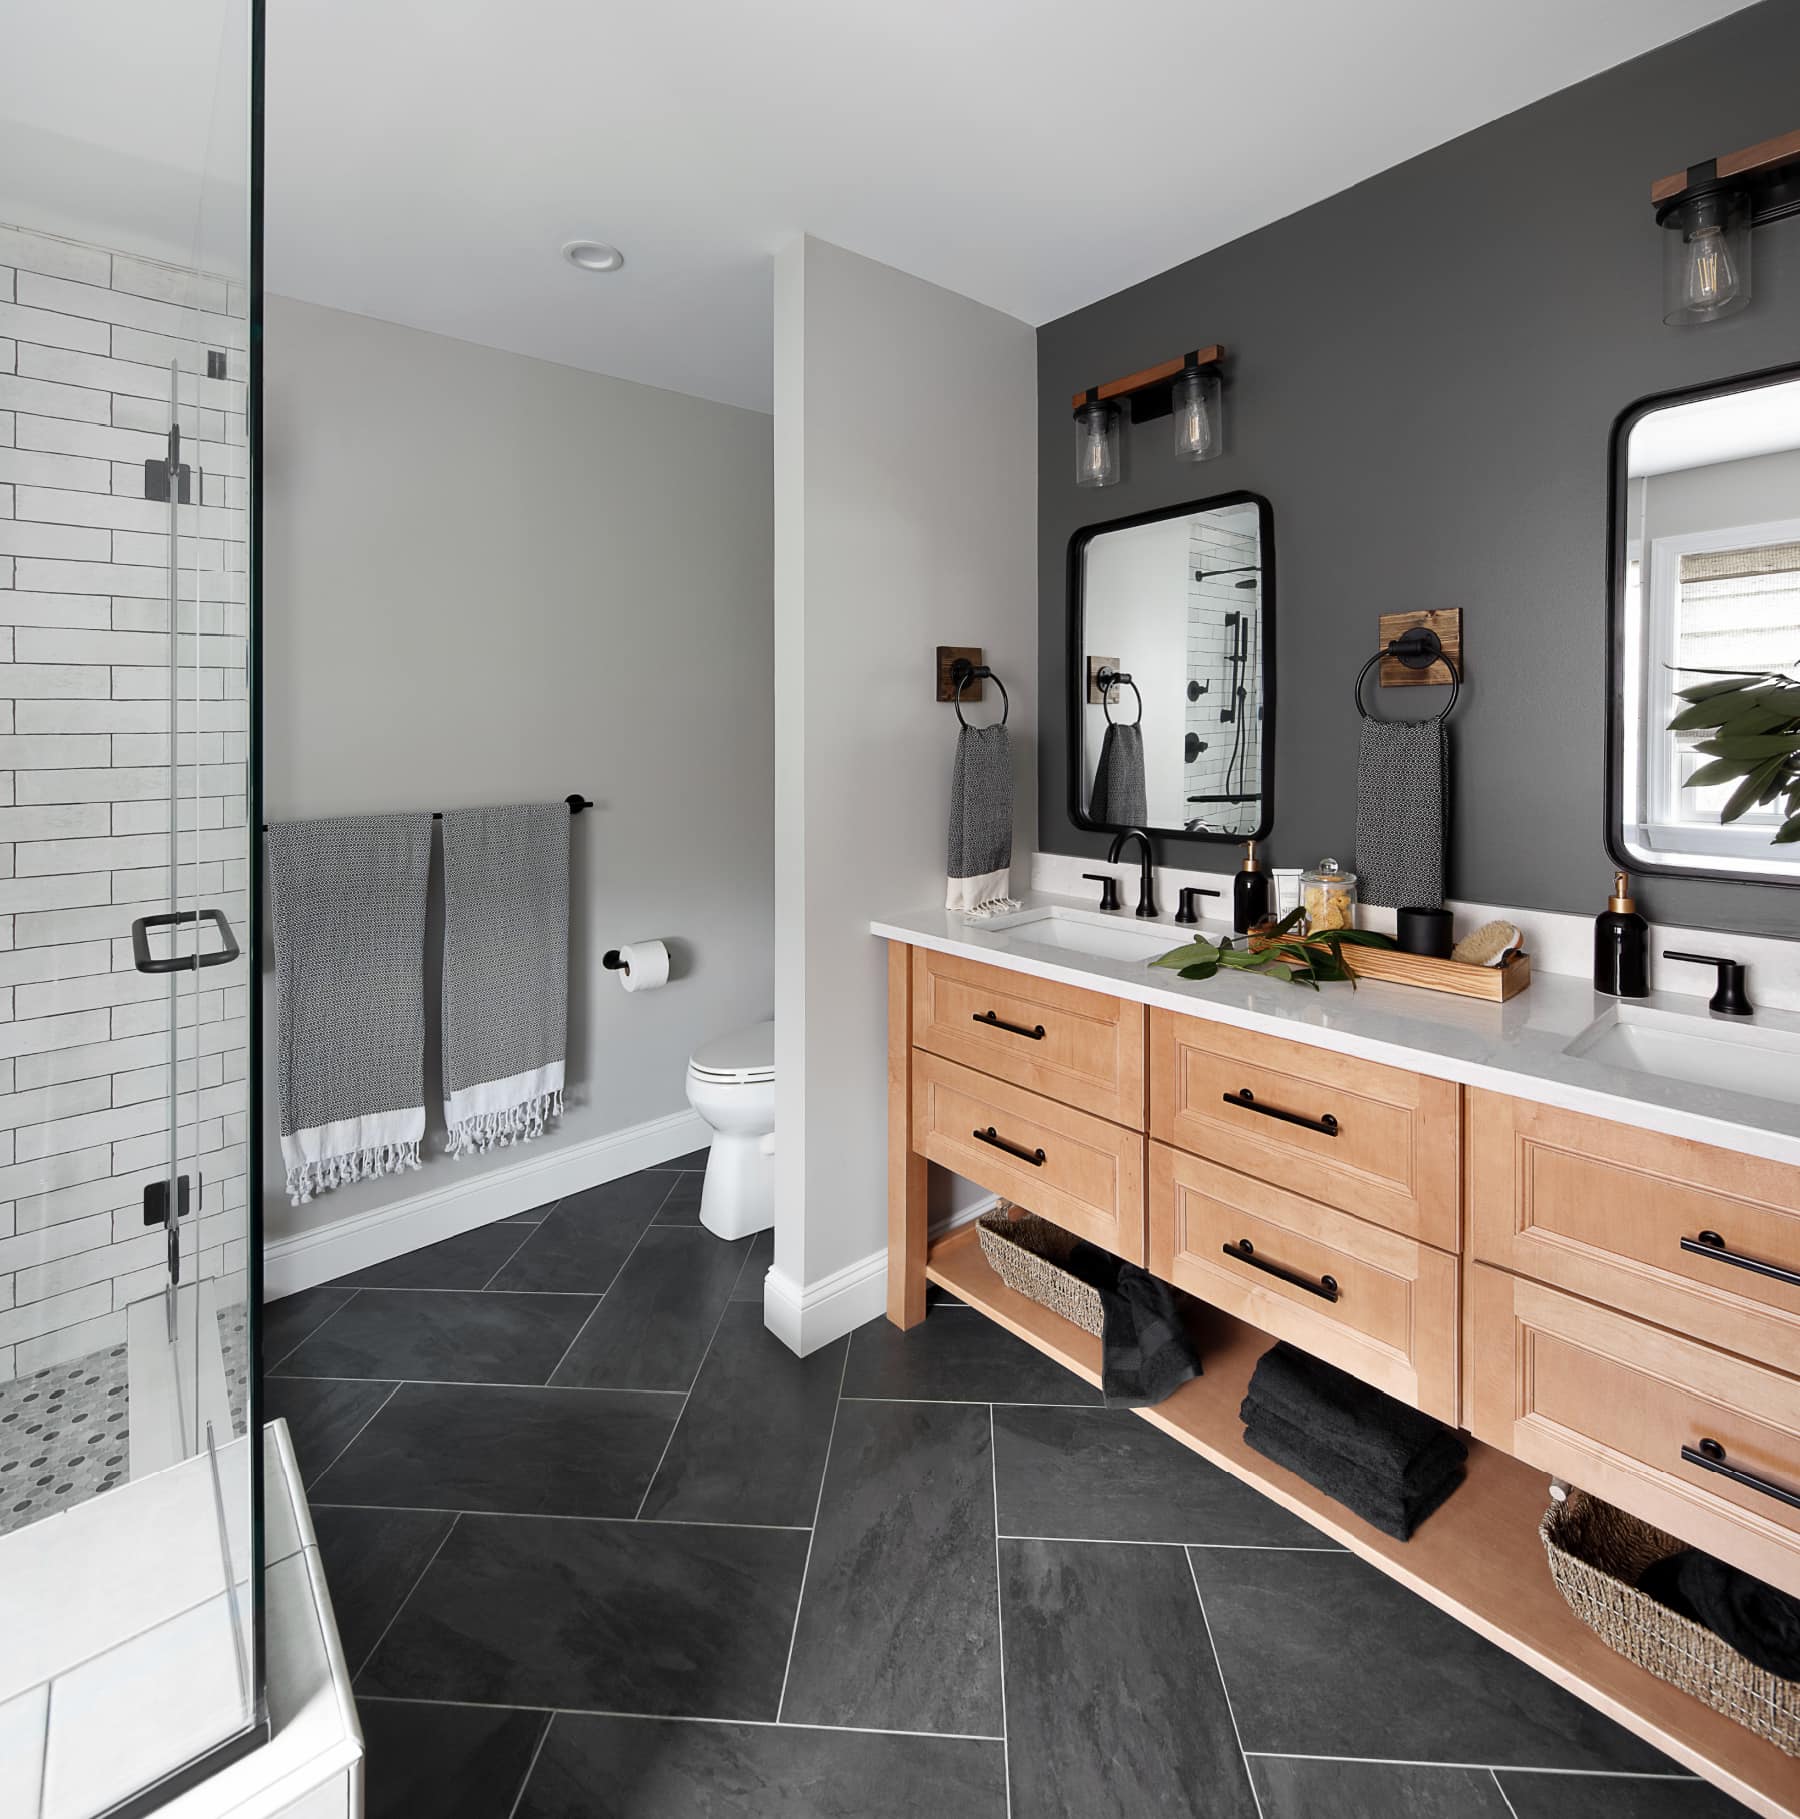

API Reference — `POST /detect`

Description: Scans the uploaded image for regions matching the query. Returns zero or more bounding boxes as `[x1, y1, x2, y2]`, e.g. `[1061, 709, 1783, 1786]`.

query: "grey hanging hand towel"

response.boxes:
[1088, 722, 1147, 827]
[440, 802, 569, 1155]
[267, 814, 433, 1204]
[1355, 716, 1448, 909]
[946, 722, 1014, 913]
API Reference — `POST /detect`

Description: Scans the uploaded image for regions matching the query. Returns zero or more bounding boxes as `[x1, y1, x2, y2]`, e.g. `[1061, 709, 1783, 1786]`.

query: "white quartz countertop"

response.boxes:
[872, 891, 1800, 1169]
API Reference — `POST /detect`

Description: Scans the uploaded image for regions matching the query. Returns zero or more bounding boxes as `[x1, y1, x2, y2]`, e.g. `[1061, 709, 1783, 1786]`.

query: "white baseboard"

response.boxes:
[763, 1193, 998, 1358]
[264, 1108, 711, 1299]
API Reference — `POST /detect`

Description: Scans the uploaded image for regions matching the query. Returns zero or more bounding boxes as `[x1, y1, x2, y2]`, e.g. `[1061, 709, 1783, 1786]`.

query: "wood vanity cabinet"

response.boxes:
[884, 938, 1800, 1811]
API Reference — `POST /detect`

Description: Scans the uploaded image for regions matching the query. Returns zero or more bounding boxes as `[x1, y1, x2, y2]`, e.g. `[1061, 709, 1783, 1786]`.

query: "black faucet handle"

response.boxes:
[1663, 950, 1754, 1017]
[1081, 872, 1123, 913]
[1175, 886, 1222, 925]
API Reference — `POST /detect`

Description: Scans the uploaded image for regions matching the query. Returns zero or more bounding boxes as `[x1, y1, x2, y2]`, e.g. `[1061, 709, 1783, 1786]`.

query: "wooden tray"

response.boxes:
[1343, 945, 1532, 1001]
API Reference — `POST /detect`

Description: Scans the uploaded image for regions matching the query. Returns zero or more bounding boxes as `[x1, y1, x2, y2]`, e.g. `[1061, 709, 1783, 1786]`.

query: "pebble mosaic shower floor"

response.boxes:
[0, 1344, 130, 1537]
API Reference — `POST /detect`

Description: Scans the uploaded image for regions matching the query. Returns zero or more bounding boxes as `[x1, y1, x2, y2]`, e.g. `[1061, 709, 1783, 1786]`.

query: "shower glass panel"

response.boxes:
[0, 3, 265, 1814]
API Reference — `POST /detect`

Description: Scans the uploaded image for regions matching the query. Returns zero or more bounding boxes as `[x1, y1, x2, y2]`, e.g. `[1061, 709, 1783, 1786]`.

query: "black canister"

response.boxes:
[1397, 907, 1454, 958]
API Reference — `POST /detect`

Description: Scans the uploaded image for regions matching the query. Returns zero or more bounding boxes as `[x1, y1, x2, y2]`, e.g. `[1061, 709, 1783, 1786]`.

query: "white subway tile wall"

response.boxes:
[1186, 519, 1262, 832]
[0, 224, 249, 1383]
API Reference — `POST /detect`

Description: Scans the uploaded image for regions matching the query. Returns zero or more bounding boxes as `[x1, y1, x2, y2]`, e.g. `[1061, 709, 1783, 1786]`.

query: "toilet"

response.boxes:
[683, 1020, 776, 1241]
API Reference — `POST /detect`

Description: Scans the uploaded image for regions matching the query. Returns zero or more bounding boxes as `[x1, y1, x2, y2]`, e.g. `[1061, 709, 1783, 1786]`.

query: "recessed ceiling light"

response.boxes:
[563, 240, 624, 273]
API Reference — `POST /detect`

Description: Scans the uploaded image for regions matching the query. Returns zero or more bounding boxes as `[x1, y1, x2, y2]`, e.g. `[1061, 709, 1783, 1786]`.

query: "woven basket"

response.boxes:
[975, 1206, 1104, 1339]
[1540, 1489, 1799, 1756]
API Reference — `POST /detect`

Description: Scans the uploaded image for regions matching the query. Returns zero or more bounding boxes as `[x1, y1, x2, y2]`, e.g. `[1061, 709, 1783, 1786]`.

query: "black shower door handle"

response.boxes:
[131, 908, 241, 974]
[1681, 1437, 1800, 1513]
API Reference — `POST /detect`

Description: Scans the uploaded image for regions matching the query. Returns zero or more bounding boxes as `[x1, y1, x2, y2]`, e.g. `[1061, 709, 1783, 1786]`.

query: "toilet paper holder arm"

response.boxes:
[603, 950, 629, 971]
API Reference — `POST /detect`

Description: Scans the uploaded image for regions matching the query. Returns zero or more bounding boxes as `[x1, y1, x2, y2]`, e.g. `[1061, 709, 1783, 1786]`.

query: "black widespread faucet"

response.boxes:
[1106, 828, 1158, 919]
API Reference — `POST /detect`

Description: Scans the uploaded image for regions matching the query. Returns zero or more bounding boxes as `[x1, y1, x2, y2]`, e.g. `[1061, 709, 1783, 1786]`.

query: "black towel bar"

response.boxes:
[263, 794, 591, 833]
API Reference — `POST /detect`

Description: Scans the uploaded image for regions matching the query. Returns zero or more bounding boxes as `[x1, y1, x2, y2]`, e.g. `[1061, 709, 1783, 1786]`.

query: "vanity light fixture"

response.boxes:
[1072, 345, 1224, 487]
[563, 239, 625, 272]
[1652, 129, 1800, 324]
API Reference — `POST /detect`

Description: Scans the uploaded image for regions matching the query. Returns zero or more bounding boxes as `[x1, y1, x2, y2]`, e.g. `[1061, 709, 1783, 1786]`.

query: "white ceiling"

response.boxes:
[1630, 378, 1800, 476]
[6, 3, 1755, 413]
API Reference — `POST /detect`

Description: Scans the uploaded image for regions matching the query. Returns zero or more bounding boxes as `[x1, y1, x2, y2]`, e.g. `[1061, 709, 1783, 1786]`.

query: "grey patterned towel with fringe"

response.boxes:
[268, 814, 433, 1204]
[440, 802, 569, 1157]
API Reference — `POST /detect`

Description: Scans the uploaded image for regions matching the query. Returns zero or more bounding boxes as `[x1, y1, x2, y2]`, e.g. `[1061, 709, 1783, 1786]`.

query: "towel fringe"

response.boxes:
[960, 895, 1021, 920]
[445, 1087, 564, 1160]
[286, 1138, 422, 1206]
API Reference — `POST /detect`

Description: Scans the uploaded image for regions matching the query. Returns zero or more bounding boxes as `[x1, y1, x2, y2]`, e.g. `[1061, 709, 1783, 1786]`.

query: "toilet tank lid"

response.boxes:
[690, 1020, 775, 1080]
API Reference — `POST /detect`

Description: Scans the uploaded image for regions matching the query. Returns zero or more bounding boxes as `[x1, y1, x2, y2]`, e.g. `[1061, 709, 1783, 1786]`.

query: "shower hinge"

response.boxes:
[144, 1172, 200, 1226]
[144, 460, 193, 504]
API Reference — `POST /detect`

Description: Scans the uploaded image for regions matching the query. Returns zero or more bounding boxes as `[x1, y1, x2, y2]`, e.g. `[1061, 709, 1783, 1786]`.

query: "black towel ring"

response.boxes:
[1354, 628, 1460, 724]
[953, 661, 1009, 728]
[1095, 666, 1143, 727]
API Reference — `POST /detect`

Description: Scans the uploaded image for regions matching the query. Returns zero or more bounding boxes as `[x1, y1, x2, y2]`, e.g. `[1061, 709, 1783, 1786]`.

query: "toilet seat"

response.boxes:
[688, 1021, 775, 1085]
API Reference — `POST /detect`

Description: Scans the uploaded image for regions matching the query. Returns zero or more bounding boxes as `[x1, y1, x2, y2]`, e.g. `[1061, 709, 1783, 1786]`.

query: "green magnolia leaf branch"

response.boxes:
[1666, 664, 1800, 846]
[1150, 907, 1400, 992]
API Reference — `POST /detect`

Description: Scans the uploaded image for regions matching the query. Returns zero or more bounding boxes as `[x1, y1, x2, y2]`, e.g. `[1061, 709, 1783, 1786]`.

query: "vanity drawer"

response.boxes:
[1148, 1010, 1460, 1250]
[912, 948, 1146, 1128]
[1468, 1264, 1800, 1598]
[1467, 1090, 1800, 1371]
[1149, 1142, 1458, 1421]
[912, 1050, 1145, 1263]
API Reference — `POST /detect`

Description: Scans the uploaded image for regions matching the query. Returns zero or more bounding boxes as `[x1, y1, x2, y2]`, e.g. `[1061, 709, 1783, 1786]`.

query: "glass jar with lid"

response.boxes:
[1301, 858, 1357, 932]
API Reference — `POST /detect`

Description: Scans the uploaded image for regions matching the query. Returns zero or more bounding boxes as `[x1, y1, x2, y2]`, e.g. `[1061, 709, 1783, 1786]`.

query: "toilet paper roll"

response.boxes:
[615, 939, 670, 993]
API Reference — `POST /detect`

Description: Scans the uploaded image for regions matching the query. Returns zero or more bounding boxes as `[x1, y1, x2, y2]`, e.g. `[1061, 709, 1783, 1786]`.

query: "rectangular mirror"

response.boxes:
[1610, 364, 1800, 884]
[1069, 492, 1275, 841]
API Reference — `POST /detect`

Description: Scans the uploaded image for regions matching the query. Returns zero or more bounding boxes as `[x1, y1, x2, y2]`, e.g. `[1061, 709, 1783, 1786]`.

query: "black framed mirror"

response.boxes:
[1068, 491, 1275, 842]
[1606, 362, 1800, 886]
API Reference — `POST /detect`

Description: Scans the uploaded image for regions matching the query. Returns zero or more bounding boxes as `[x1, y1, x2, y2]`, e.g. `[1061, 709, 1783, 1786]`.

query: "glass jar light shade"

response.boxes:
[1074, 400, 1121, 488]
[1660, 187, 1751, 325]
[1172, 363, 1222, 462]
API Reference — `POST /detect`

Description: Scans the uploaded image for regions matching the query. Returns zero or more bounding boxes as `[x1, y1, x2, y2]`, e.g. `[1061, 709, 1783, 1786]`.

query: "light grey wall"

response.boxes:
[1037, 0, 1800, 938]
[261, 295, 774, 1243]
[773, 236, 1037, 1303]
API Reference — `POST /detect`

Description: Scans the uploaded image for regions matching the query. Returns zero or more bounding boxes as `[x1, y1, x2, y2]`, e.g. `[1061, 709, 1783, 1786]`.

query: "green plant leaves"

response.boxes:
[1667, 665, 1800, 845]
[1153, 922, 1399, 991]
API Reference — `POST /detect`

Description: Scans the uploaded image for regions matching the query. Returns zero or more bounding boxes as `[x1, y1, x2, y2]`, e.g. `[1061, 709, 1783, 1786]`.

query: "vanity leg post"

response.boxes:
[888, 942, 929, 1328]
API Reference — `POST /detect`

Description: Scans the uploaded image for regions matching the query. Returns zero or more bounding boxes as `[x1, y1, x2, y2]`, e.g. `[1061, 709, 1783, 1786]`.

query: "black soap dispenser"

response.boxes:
[1234, 839, 1270, 935]
[1594, 870, 1649, 998]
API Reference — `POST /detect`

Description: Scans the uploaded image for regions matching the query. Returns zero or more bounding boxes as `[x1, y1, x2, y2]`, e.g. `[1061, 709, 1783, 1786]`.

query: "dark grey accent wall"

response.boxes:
[1038, 1, 1800, 938]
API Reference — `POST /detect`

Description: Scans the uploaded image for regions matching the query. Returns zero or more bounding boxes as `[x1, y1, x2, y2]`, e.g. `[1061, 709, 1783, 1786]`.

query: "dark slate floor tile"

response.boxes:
[516, 1714, 1007, 1819]
[1001, 1538, 1258, 1819]
[639, 1306, 844, 1527]
[265, 1376, 396, 1485]
[1190, 1548, 1676, 1773]
[335, 1222, 533, 1292]
[550, 1227, 747, 1392]
[730, 1228, 773, 1301]
[1497, 1773, 1738, 1818]
[1252, 1758, 1512, 1818]
[311, 1381, 682, 1517]
[485, 1171, 675, 1294]
[262, 1284, 356, 1367]
[359, 1697, 549, 1819]
[841, 1306, 1102, 1406]
[666, 1148, 711, 1170]
[652, 1172, 706, 1224]
[780, 1399, 1001, 1736]
[994, 1404, 1331, 1547]
[275, 1288, 595, 1385]
[311, 1505, 456, 1671]
[359, 1512, 809, 1718]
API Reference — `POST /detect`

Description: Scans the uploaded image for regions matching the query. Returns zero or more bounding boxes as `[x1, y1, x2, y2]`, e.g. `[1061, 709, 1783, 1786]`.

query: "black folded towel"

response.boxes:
[1063, 1240, 1203, 1409]
[1243, 1342, 1467, 1482]
[1638, 1548, 1800, 1680]
[1244, 1405, 1464, 1540]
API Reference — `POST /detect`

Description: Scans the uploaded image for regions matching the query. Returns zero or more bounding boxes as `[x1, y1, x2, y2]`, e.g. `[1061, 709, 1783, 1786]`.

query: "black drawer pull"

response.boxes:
[1681, 1230, 1800, 1291]
[973, 1126, 1046, 1167]
[1222, 1238, 1340, 1303]
[972, 1010, 1046, 1041]
[1222, 1087, 1339, 1138]
[130, 907, 241, 974]
[1681, 1437, 1800, 1513]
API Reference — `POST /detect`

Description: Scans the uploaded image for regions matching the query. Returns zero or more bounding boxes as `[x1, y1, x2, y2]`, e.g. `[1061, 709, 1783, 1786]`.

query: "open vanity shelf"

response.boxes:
[926, 1221, 1799, 1819]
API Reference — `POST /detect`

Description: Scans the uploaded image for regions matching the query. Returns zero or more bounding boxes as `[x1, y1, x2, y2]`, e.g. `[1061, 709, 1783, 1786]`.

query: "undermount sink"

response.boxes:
[982, 906, 1184, 965]
[1564, 1003, 1800, 1109]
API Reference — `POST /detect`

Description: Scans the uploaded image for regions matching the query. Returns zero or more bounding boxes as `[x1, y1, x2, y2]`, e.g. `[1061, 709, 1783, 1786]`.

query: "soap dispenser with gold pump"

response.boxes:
[1233, 840, 1270, 935]
[1594, 870, 1649, 998]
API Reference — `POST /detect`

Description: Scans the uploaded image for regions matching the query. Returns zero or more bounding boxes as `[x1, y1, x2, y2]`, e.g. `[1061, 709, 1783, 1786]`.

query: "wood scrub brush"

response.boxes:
[1452, 920, 1523, 967]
